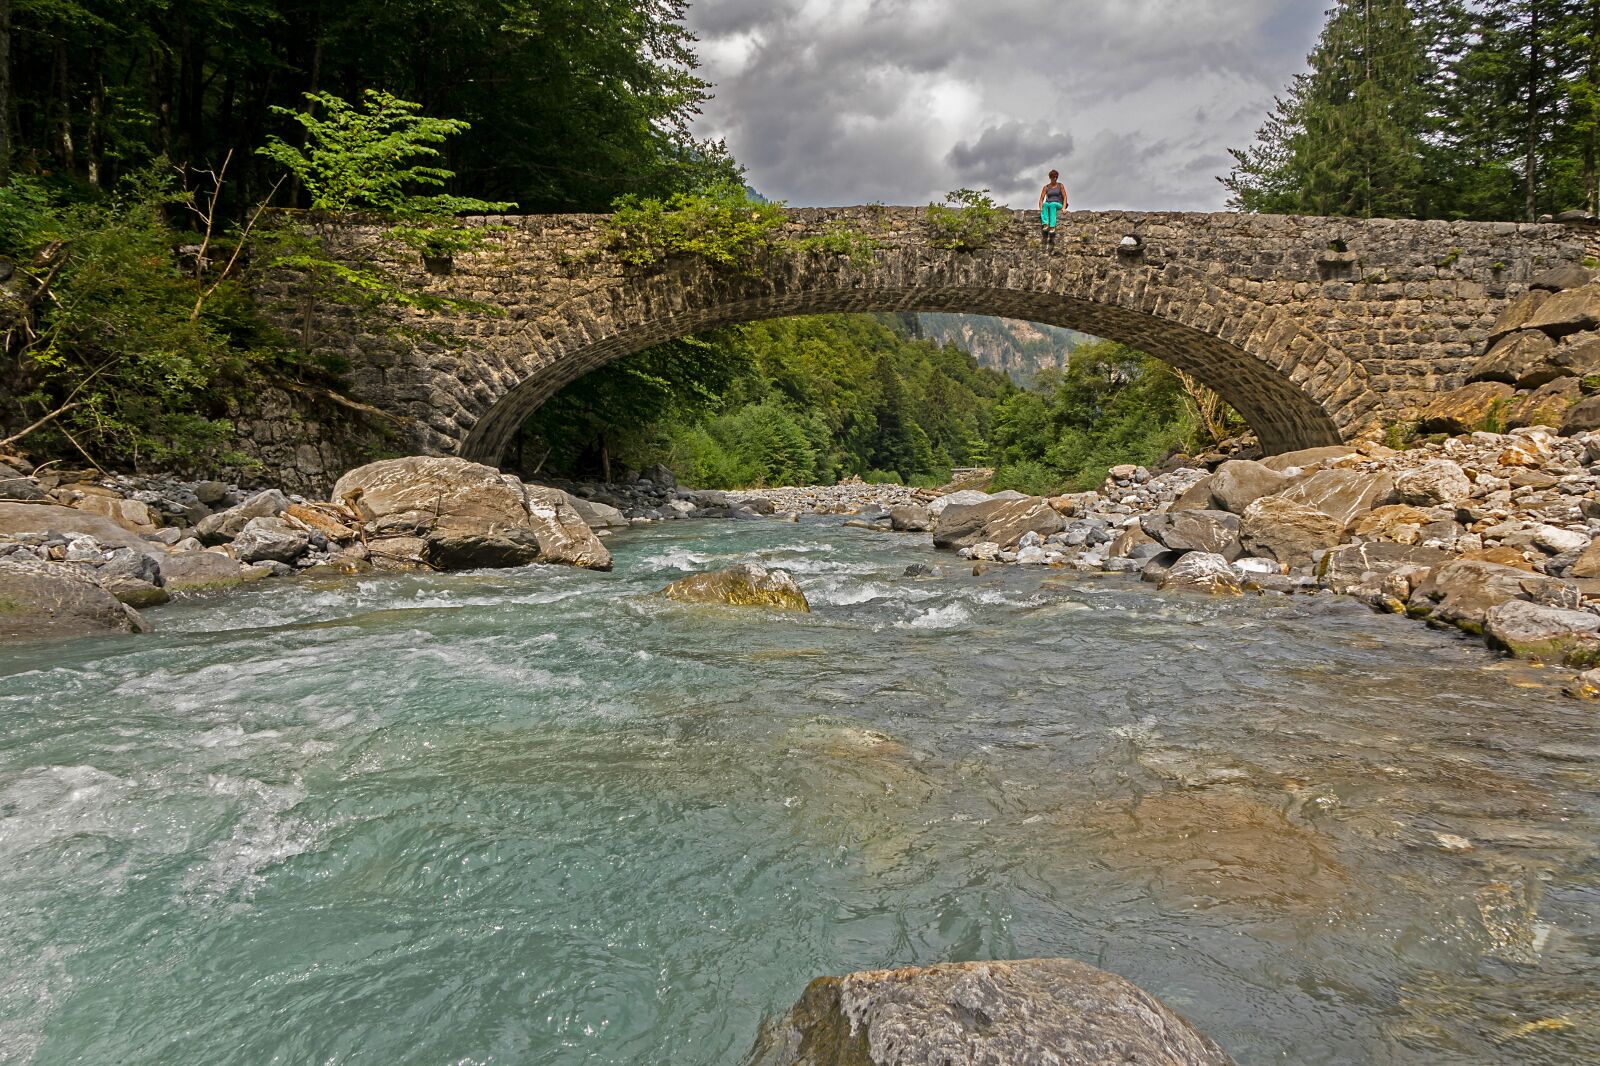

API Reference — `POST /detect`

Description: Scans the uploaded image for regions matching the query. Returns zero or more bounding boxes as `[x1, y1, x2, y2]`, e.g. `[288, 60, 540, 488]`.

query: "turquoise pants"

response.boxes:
[1041, 202, 1063, 227]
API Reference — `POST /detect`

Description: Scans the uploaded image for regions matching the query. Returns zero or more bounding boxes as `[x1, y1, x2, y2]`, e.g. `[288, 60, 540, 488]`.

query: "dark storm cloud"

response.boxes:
[685, 0, 1325, 210]
[947, 123, 1075, 193]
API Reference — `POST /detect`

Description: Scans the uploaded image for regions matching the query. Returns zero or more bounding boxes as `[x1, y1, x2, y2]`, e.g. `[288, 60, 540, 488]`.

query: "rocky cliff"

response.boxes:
[915, 313, 1091, 384]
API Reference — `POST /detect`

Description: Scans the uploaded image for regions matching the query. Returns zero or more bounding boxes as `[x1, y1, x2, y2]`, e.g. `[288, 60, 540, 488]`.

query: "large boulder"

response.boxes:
[1531, 264, 1594, 292]
[1140, 510, 1241, 559]
[232, 516, 312, 564]
[1522, 281, 1600, 336]
[1159, 551, 1245, 596]
[1417, 382, 1516, 435]
[1506, 376, 1581, 431]
[1468, 330, 1558, 387]
[1350, 504, 1433, 544]
[0, 461, 46, 502]
[0, 502, 163, 557]
[331, 458, 611, 571]
[1239, 496, 1343, 568]
[660, 563, 810, 612]
[524, 486, 613, 570]
[932, 497, 1063, 550]
[889, 504, 932, 532]
[196, 488, 289, 544]
[1486, 289, 1551, 344]
[1279, 469, 1395, 527]
[1318, 542, 1450, 594]
[743, 959, 1233, 1066]
[1259, 446, 1359, 472]
[0, 558, 148, 640]
[1207, 460, 1293, 515]
[68, 493, 158, 533]
[566, 495, 630, 530]
[1560, 394, 1600, 435]
[1485, 599, 1600, 665]
[1409, 560, 1577, 633]
[926, 489, 992, 518]
[160, 549, 248, 591]
[1394, 460, 1473, 506]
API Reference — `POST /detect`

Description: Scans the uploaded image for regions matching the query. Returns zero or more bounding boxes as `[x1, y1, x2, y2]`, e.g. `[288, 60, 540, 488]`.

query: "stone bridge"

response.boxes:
[276, 207, 1588, 464]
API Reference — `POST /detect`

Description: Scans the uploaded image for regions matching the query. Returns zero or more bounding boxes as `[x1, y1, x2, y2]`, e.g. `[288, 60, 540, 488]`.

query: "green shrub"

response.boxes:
[990, 460, 1063, 497]
[789, 221, 880, 269]
[862, 468, 903, 485]
[606, 184, 788, 269]
[925, 188, 1010, 252]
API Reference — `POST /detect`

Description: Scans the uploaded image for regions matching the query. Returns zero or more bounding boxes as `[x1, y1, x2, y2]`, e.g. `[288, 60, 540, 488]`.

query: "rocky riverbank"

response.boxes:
[0, 454, 776, 640]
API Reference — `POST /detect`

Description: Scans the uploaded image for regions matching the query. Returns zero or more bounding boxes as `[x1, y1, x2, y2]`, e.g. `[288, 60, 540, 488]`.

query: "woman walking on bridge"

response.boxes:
[1038, 169, 1067, 249]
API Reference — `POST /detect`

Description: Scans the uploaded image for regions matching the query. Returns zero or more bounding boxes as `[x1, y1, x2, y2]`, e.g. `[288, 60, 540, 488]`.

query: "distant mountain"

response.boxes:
[913, 314, 1092, 385]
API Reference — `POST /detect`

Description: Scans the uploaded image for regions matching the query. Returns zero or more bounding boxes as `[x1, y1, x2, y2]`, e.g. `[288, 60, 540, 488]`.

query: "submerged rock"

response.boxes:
[660, 563, 810, 612]
[743, 958, 1233, 1066]
[1159, 552, 1244, 596]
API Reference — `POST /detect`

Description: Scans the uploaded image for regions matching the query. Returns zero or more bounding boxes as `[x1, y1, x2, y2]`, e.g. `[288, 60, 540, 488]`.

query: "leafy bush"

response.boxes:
[789, 221, 881, 269]
[925, 188, 1010, 252]
[990, 460, 1063, 497]
[607, 184, 788, 269]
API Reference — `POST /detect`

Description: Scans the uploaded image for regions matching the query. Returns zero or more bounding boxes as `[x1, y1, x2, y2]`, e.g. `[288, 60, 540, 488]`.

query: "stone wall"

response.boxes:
[249, 208, 1589, 462]
[217, 383, 397, 496]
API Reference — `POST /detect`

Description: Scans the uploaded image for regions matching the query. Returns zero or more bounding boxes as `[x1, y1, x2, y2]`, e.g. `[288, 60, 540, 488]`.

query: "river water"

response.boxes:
[1, 519, 1596, 1065]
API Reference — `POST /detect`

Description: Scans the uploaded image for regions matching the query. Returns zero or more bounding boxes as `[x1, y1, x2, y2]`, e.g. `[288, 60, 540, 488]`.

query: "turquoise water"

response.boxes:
[1, 519, 1596, 1065]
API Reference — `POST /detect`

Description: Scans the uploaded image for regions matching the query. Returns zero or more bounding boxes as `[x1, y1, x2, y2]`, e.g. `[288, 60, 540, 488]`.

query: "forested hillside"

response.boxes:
[914, 314, 1090, 385]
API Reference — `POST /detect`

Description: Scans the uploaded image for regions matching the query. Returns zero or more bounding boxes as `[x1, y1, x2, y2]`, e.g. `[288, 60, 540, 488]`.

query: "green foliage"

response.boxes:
[5, 0, 734, 211]
[988, 341, 1229, 493]
[607, 184, 788, 269]
[0, 170, 276, 466]
[514, 314, 1015, 488]
[251, 92, 510, 356]
[788, 221, 882, 269]
[1227, 1, 1600, 221]
[925, 189, 1011, 252]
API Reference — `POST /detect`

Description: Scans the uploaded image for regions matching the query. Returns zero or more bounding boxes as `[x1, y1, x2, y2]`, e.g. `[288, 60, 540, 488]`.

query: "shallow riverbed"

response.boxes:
[1, 519, 1596, 1064]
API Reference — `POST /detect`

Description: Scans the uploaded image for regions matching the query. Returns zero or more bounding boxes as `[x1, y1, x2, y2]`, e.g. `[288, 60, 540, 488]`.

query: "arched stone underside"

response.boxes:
[460, 274, 1355, 463]
[266, 208, 1587, 467]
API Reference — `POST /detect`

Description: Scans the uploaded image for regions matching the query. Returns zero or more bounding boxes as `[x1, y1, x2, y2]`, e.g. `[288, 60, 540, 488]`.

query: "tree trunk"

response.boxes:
[51, 42, 74, 171]
[1589, 2, 1600, 215]
[1525, 3, 1544, 221]
[0, 0, 11, 183]
[86, 53, 104, 187]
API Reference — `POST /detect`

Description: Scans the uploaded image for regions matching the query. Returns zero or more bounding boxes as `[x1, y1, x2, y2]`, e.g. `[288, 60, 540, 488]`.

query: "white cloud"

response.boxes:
[686, 0, 1323, 210]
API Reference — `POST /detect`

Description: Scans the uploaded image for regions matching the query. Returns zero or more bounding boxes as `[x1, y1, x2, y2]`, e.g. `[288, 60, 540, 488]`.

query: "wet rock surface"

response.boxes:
[660, 562, 811, 612]
[744, 958, 1234, 1066]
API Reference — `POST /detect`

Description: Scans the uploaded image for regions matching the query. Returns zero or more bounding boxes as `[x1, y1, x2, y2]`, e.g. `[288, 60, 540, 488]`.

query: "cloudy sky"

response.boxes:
[684, 0, 1325, 211]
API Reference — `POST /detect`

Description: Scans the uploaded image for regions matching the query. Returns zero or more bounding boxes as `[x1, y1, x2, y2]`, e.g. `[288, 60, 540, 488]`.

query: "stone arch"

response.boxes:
[456, 255, 1374, 465]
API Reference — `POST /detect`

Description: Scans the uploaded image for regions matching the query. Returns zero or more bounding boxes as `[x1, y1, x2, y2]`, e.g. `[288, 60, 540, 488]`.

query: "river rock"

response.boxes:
[1559, 393, 1600, 435]
[232, 516, 312, 564]
[1506, 376, 1581, 430]
[0, 461, 46, 502]
[196, 488, 289, 544]
[1532, 263, 1595, 292]
[932, 497, 1063, 551]
[68, 494, 158, 533]
[1239, 496, 1343, 568]
[742, 958, 1234, 1066]
[0, 558, 148, 640]
[567, 495, 630, 530]
[1259, 446, 1359, 472]
[889, 504, 932, 532]
[0, 502, 163, 557]
[1318, 542, 1450, 594]
[284, 502, 358, 542]
[1468, 330, 1557, 387]
[1417, 382, 1516, 435]
[524, 486, 613, 570]
[1533, 524, 1591, 555]
[1279, 469, 1395, 527]
[1159, 551, 1244, 595]
[1487, 289, 1551, 343]
[926, 489, 992, 518]
[1408, 560, 1576, 632]
[1140, 509, 1241, 558]
[660, 562, 810, 612]
[1394, 460, 1474, 506]
[160, 549, 248, 591]
[1350, 504, 1433, 543]
[1207, 460, 1293, 515]
[1522, 281, 1600, 336]
[1485, 599, 1600, 665]
[332, 457, 611, 571]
